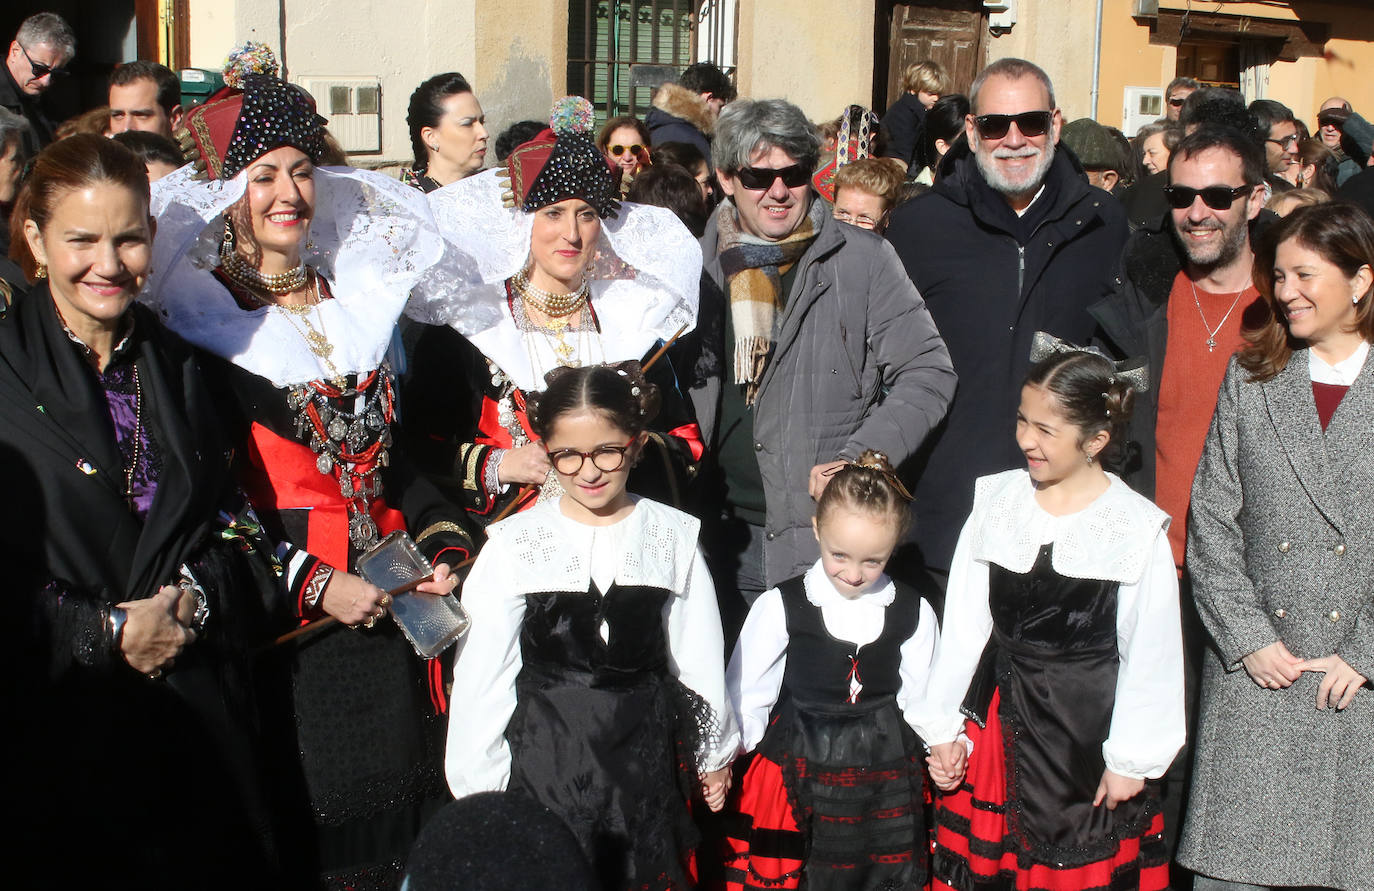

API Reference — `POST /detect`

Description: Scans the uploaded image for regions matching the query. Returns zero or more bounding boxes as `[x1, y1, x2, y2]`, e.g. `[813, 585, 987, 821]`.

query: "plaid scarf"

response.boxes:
[715, 198, 825, 404]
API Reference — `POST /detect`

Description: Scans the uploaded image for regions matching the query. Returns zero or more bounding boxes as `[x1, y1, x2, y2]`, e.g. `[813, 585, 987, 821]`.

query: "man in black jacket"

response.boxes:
[885, 57, 1128, 583]
[1, 13, 74, 155]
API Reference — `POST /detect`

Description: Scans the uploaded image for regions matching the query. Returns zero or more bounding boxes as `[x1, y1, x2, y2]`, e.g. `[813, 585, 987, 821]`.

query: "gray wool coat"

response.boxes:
[1178, 350, 1374, 891]
[692, 208, 956, 586]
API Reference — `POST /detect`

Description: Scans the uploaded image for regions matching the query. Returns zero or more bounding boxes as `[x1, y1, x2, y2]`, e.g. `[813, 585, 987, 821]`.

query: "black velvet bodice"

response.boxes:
[520, 584, 672, 683]
[989, 544, 1118, 650]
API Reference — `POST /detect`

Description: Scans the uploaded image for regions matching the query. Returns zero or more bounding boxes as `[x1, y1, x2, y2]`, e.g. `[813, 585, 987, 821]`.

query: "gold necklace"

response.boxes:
[220, 238, 310, 294]
[512, 268, 590, 318]
[247, 270, 347, 388]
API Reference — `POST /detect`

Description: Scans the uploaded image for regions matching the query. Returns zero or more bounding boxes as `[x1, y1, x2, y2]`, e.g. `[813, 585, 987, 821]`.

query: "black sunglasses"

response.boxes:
[1162, 184, 1253, 210]
[733, 164, 810, 190]
[19, 43, 69, 79]
[1167, 96, 1187, 108]
[972, 110, 1053, 140]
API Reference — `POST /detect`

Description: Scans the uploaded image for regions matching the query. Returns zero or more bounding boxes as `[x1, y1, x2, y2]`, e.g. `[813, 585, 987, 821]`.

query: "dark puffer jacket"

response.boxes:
[885, 142, 1129, 572]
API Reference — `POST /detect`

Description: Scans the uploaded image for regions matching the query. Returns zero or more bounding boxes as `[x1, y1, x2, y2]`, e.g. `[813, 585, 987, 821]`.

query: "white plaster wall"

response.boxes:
[985, 0, 1099, 122]
[735, 0, 875, 121]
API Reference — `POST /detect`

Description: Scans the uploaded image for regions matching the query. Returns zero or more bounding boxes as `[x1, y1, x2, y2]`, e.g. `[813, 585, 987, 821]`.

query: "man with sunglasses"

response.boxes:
[1315, 98, 1373, 188]
[884, 57, 1127, 589]
[1250, 99, 1301, 187]
[1089, 124, 1267, 862]
[2, 13, 75, 155]
[1165, 77, 1200, 124]
[692, 97, 954, 638]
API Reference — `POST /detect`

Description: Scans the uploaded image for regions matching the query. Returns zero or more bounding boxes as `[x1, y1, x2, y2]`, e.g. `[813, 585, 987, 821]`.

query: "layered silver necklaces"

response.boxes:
[1189, 279, 1250, 352]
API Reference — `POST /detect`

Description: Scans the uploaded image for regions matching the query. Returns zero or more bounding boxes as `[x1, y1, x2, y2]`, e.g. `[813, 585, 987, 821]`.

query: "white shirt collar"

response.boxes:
[1013, 184, 1048, 217]
[1309, 340, 1370, 387]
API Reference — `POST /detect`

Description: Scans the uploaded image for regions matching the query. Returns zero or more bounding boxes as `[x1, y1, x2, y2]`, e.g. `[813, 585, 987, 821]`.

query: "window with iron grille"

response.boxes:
[568, 1, 735, 129]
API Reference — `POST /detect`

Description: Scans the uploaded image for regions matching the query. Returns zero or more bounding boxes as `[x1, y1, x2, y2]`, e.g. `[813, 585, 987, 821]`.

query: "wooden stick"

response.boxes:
[275, 327, 690, 648]
[642, 324, 689, 373]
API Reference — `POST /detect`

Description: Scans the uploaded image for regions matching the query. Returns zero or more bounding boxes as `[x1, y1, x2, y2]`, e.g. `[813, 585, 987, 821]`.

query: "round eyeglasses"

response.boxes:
[544, 438, 636, 475]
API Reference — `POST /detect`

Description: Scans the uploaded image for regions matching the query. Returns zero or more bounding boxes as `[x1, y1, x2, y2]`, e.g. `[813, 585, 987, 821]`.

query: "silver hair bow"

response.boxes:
[1029, 331, 1150, 393]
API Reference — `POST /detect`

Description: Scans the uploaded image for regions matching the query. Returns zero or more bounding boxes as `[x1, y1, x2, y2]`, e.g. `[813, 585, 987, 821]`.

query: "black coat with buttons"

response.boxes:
[885, 142, 1128, 572]
[1179, 350, 1374, 888]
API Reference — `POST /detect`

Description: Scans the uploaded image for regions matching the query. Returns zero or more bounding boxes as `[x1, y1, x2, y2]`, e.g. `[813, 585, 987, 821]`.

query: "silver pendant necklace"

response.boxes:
[1189, 279, 1249, 352]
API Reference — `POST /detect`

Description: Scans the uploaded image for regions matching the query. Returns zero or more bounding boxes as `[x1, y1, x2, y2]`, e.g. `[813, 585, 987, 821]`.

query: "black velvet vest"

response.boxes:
[777, 574, 921, 705]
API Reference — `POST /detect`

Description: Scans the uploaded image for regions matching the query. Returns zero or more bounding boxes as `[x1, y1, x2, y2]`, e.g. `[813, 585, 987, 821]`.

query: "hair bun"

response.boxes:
[550, 96, 595, 137]
[854, 449, 896, 475]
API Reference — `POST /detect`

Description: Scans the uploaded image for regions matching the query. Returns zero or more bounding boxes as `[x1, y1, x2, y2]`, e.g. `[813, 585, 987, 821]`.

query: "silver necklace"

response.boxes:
[1189, 279, 1249, 352]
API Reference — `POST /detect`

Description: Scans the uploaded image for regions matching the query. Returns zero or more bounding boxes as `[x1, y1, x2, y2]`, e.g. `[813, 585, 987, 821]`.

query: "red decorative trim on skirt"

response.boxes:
[719, 754, 805, 891]
[932, 689, 1169, 891]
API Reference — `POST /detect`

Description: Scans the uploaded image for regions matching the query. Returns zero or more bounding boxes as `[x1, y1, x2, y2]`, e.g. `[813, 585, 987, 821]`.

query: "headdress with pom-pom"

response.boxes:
[498, 95, 620, 218]
[222, 41, 280, 90]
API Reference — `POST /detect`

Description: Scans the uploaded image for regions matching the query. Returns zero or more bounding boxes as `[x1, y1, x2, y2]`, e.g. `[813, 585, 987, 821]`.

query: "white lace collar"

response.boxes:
[145, 164, 469, 387]
[967, 469, 1169, 584]
[420, 169, 701, 392]
[1308, 341, 1370, 387]
[485, 497, 701, 596]
[802, 561, 896, 609]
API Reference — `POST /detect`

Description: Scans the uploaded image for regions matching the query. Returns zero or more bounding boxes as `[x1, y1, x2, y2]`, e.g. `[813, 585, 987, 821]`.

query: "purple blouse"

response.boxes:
[63, 316, 161, 521]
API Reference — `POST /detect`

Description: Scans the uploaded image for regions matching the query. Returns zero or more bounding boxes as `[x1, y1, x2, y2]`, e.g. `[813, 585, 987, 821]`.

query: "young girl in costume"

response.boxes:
[445, 363, 737, 891]
[912, 338, 1185, 891]
[720, 451, 938, 890]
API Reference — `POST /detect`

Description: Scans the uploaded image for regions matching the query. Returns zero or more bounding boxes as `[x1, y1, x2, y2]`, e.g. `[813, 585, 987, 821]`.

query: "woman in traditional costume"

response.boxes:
[146, 73, 472, 889]
[401, 97, 703, 526]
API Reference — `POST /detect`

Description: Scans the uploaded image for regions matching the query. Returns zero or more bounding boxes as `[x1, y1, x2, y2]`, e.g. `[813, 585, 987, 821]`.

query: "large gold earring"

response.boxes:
[222, 216, 235, 250]
[34, 263, 47, 280]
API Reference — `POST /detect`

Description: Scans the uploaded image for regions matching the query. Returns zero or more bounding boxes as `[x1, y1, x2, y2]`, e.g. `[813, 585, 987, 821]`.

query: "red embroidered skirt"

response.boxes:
[932, 690, 1168, 891]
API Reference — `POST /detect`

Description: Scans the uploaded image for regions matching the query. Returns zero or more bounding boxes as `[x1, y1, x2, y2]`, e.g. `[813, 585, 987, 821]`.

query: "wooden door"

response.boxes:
[881, 1, 986, 110]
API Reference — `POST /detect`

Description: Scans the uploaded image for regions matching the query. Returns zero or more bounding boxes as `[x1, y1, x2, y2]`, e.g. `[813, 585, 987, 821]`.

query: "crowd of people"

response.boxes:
[3, 9, 1373, 891]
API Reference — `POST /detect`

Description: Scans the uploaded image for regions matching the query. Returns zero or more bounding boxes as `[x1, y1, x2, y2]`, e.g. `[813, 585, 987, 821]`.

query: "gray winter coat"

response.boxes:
[692, 208, 956, 585]
[1179, 352, 1374, 890]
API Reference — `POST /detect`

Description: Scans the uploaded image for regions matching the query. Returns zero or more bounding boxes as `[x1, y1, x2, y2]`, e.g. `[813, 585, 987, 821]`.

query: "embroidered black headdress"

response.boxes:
[499, 96, 620, 218]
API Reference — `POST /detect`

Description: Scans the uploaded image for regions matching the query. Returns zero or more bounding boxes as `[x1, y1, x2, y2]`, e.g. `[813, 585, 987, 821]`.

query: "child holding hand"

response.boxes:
[913, 341, 1185, 891]
[720, 452, 938, 891]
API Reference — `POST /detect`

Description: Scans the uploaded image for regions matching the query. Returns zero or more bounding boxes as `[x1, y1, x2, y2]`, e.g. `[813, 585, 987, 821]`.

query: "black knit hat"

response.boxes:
[404, 792, 598, 891]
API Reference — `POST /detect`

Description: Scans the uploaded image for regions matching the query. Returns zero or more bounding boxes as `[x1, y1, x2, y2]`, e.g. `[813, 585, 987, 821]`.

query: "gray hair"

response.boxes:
[16, 12, 76, 60]
[713, 98, 822, 174]
[969, 58, 1055, 114]
[0, 107, 30, 157]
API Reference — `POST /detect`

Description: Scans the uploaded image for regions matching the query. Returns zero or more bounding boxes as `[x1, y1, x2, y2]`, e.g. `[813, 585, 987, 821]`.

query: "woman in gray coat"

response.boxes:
[1179, 203, 1374, 891]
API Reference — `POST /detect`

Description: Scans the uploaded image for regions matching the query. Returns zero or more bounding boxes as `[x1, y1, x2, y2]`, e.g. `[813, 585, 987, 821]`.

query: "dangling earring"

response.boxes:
[1085, 453, 1095, 465]
[222, 216, 236, 251]
[34, 263, 47, 280]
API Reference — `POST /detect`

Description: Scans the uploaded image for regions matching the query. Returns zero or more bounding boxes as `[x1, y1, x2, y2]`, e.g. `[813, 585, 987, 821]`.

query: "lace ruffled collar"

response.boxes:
[967, 469, 1169, 584]
[486, 497, 701, 596]
[802, 561, 896, 609]
[144, 164, 467, 388]
[420, 169, 701, 392]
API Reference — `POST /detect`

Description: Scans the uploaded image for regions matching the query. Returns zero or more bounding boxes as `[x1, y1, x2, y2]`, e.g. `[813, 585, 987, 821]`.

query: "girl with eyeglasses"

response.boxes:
[447, 362, 737, 891]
